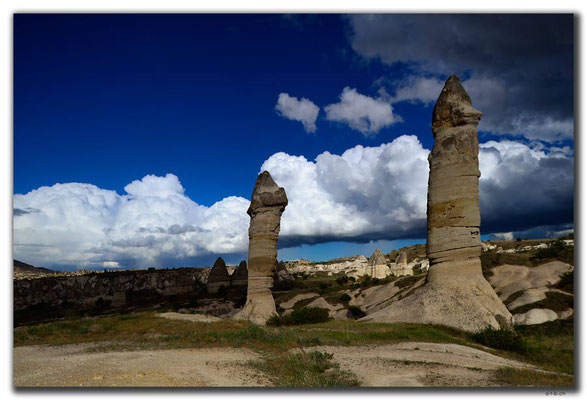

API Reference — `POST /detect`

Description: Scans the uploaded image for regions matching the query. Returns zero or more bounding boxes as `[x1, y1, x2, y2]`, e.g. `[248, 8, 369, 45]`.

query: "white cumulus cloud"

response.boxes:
[275, 93, 320, 133]
[390, 76, 444, 104]
[14, 174, 250, 269]
[325, 87, 398, 136]
[14, 138, 573, 269]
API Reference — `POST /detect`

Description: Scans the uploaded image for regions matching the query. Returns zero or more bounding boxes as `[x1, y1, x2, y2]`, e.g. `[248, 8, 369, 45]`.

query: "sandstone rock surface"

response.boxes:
[234, 171, 288, 324]
[368, 249, 390, 279]
[488, 261, 573, 301]
[274, 262, 294, 282]
[159, 312, 221, 323]
[512, 308, 558, 326]
[362, 75, 512, 331]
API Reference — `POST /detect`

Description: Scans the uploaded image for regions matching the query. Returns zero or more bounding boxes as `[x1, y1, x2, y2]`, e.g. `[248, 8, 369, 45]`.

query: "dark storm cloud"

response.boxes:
[479, 146, 574, 234]
[347, 14, 574, 142]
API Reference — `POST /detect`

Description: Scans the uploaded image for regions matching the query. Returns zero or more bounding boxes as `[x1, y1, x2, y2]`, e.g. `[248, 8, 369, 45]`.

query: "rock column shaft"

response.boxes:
[426, 74, 483, 283]
[235, 171, 288, 324]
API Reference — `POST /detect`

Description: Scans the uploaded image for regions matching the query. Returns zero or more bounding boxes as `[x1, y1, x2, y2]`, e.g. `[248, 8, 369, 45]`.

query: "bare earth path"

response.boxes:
[14, 342, 538, 387]
[14, 344, 271, 387]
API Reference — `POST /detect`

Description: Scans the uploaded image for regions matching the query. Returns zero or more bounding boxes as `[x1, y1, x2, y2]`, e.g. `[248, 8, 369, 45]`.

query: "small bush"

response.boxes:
[347, 306, 366, 320]
[511, 291, 574, 314]
[266, 307, 330, 327]
[555, 271, 574, 294]
[471, 326, 528, 353]
[534, 239, 566, 260]
[273, 279, 295, 291]
[335, 276, 349, 285]
[339, 293, 352, 303]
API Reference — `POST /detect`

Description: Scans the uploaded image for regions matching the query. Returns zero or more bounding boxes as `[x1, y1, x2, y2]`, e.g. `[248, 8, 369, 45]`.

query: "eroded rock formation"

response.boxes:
[234, 171, 288, 323]
[362, 75, 512, 331]
[230, 260, 248, 287]
[207, 257, 231, 293]
[368, 249, 390, 279]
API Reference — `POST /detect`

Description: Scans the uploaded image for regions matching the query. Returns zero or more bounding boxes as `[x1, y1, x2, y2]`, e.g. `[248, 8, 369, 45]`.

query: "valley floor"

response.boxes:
[13, 312, 574, 388]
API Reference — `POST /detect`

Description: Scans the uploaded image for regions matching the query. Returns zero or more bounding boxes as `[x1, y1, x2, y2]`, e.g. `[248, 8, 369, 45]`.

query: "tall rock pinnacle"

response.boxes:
[427, 74, 483, 283]
[361, 75, 512, 331]
[234, 171, 288, 324]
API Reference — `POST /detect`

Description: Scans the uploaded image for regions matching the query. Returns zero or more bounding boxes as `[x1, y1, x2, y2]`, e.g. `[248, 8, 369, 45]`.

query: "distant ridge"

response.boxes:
[14, 260, 55, 274]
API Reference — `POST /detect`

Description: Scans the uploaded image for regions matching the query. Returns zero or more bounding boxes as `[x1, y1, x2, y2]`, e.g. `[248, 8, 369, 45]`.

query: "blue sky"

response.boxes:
[13, 14, 574, 269]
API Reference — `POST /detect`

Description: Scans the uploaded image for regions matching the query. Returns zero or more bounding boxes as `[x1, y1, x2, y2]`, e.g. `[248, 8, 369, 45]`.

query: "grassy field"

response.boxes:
[14, 311, 574, 387]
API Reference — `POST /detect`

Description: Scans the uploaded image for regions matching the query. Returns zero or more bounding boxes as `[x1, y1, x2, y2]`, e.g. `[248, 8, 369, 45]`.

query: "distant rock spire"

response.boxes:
[234, 171, 288, 324]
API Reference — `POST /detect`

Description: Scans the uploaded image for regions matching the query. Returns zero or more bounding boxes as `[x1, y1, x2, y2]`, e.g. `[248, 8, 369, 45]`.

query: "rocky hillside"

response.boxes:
[276, 237, 574, 327]
[13, 260, 56, 279]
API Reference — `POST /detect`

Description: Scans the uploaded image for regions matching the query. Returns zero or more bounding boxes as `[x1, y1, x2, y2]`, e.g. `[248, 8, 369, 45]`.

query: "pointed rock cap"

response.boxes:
[368, 249, 387, 266]
[432, 74, 482, 135]
[248, 171, 288, 216]
[208, 257, 230, 283]
[231, 260, 248, 281]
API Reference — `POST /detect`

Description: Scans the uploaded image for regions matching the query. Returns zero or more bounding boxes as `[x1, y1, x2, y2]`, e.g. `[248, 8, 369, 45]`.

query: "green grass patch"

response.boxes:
[251, 350, 359, 387]
[494, 368, 573, 387]
[14, 311, 574, 378]
[512, 318, 574, 375]
[14, 313, 470, 351]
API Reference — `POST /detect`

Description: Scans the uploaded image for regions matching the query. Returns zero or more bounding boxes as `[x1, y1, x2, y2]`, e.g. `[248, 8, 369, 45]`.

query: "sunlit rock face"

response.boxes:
[426, 74, 484, 284]
[234, 171, 288, 324]
[368, 249, 390, 279]
[362, 75, 512, 332]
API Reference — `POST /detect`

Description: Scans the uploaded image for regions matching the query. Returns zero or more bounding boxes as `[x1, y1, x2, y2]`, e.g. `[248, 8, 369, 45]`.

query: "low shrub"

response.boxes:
[266, 307, 330, 327]
[335, 276, 349, 285]
[555, 271, 574, 294]
[347, 306, 366, 320]
[471, 326, 528, 353]
[339, 293, 352, 303]
[273, 279, 296, 291]
[510, 291, 574, 315]
[533, 239, 568, 261]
